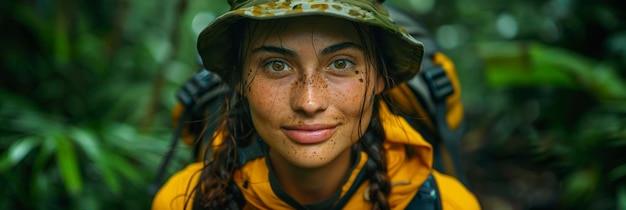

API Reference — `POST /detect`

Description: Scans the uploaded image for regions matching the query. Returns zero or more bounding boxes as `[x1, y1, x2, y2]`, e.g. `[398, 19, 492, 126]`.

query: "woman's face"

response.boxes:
[242, 16, 383, 169]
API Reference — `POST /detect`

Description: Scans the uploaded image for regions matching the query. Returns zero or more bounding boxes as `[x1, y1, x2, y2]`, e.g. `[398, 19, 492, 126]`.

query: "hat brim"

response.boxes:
[197, 0, 424, 87]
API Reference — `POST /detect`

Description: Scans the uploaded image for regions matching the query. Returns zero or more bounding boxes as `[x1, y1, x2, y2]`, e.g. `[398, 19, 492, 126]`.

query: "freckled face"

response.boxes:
[242, 16, 383, 169]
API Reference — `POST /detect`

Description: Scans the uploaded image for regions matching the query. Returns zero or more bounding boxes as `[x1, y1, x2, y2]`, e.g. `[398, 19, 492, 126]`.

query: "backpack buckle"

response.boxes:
[421, 66, 454, 102]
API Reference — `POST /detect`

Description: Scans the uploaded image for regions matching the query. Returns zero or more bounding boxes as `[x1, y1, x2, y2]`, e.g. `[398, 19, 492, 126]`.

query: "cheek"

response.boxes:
[331, 75, 376, 112]
[245, 76, 292, 125]
[247, 81, 275, 114]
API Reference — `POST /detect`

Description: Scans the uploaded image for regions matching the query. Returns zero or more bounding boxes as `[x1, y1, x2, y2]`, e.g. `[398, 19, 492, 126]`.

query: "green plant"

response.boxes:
[0, 92, 180, 209]
[0, 0, 209, 208]
[478, 41, 626, 209]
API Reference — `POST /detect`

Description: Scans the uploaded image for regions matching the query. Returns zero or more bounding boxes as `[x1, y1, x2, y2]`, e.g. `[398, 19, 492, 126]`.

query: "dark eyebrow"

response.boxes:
[250, 42, 363, 57]
[250, 46, 297, 57]
[321, 42, 363, 56]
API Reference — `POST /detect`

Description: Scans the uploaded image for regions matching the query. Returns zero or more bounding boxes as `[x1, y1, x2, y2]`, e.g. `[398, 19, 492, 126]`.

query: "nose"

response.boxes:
[291, 72, 329, 116]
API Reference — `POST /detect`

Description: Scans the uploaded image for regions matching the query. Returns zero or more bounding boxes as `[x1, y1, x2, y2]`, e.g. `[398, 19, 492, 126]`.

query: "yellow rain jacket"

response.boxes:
[152, 103, 480, 210]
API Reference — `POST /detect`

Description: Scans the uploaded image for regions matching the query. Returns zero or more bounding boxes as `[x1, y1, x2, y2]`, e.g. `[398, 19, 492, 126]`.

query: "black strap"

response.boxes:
[405, 174, 442, 210]
[421, 66, 469, 187]
[149, 110, 191, 195]
[404, 64, 469, 188]
[182, 70, 229, 159]
[387, 3, 470, 188]
[149, 70, 228, 195]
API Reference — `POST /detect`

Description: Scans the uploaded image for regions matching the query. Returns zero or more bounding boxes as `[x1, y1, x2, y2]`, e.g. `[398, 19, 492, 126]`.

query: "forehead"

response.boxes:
[244, 15, 366, 45]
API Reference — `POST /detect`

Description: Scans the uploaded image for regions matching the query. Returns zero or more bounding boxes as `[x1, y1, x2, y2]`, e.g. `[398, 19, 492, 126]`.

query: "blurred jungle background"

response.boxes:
[1, 0, 625, 209]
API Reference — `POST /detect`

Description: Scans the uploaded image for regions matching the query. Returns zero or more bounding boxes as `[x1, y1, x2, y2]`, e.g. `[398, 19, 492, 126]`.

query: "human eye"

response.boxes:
[261, 60, 291, 73]
[328, 59, 354, 72]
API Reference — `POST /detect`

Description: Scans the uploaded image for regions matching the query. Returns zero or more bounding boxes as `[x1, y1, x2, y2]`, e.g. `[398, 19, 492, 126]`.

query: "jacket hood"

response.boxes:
[231, 102, 434, 209]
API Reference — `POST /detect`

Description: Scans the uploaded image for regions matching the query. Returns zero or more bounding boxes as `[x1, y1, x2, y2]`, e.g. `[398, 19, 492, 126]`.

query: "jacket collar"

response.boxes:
[231, 101, 434, 209]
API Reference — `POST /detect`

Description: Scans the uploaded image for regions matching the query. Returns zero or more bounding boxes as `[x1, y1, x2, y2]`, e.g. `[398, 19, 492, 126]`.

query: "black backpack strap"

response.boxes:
[386, 4, 469, 188]
[150, 69, 228, 195]
[180, 70, 229, 159]
[420, 66, 469, 187]
[405, 174, 442, 210]
[403, 51, 469, 188]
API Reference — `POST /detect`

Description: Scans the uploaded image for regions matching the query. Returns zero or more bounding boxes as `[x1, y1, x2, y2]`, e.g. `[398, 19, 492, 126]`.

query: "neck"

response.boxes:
[268, 148, 353, 204]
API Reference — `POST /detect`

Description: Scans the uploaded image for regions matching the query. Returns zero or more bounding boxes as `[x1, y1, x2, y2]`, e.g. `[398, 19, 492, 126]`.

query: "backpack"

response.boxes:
[151, 4, 467, 210]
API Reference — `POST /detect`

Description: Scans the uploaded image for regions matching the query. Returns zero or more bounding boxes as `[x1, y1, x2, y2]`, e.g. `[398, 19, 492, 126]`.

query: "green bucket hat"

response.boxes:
[197, 0, 424, 86]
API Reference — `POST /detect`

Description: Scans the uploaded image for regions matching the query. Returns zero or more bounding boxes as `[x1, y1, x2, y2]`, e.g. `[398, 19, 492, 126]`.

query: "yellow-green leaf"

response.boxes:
[56, 133, 82, 195]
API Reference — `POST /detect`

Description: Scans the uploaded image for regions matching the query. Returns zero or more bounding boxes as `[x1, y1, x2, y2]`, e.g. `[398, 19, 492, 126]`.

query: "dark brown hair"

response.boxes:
[190, 19, 395, 210]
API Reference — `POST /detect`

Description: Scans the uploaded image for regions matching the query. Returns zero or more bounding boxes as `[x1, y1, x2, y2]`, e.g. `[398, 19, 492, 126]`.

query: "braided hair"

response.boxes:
[190, 22, 251, 209]
[349, 100, 390, 210]
[192, 94, 251, 209]
[189, 20, 395, 210]
[353, 22, 394, 210]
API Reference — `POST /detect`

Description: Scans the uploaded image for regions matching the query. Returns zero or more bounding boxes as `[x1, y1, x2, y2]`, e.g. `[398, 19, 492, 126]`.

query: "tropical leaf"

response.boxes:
[70, 127, 121, 194]
[479, 41, 626, 101]
[114, 154, 147, 185]
[0, 137, 40, 172]
[55, 133, 83, 195]
[478, 41, 578, 88]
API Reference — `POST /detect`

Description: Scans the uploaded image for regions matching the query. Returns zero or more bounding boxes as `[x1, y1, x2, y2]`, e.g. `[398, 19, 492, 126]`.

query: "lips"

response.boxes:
[281, 125, 337, 144]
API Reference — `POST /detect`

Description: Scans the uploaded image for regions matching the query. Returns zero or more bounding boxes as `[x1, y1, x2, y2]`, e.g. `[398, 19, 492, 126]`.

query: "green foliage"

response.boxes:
[479, 41, 626, 101]
[478, 41, 626, 209]
[0, 0, 222, 208]
[1, 0, 624, 209]
[0, 89, 184, 209]
[387, 0, 626, 208]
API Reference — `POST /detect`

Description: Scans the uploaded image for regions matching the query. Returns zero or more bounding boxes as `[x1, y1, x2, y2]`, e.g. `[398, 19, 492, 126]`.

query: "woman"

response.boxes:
[153, 0, 480, 209]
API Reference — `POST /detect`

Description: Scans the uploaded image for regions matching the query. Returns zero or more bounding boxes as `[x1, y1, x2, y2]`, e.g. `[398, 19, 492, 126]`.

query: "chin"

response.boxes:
[287, 154, 334, 169]
[278, 142, 352, 169]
